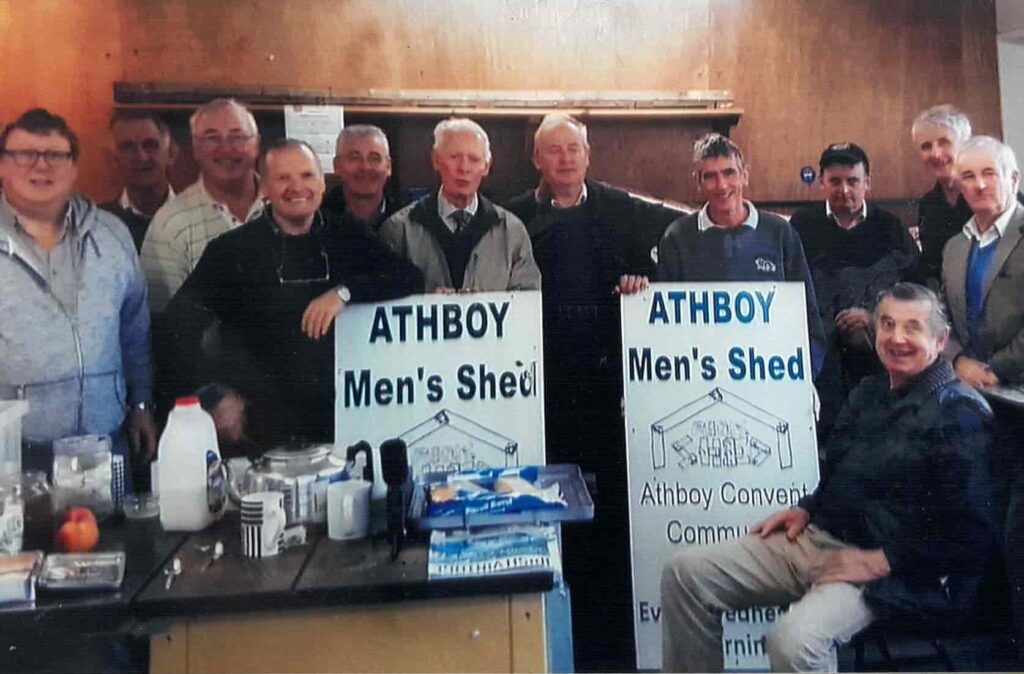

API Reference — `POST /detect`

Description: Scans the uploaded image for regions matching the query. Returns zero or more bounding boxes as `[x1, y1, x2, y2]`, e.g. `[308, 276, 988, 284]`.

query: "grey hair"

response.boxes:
[911, 105, 972, 145]
[692, 133, 744, 169]
[533, 113, 588, 149]
[433, 117, 491, 163]
[874, 282, 949, 336]
[189, 98, 259, 136]
[957, 135, 1020, 178]
[335, 124, 390, 158]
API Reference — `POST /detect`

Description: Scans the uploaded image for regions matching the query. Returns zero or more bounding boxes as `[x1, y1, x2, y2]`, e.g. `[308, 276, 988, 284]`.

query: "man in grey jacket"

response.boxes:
[0, 108, 155, 473]
[379, 117, 540, 292]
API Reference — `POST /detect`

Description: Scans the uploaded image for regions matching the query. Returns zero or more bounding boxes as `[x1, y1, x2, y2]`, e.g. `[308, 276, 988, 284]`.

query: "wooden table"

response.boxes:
[136, 515, 564, 673]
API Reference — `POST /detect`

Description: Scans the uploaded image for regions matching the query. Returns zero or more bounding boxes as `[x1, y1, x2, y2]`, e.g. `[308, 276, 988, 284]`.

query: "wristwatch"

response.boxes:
[336, 285, 352, 304]
[133, 401, 153, 413]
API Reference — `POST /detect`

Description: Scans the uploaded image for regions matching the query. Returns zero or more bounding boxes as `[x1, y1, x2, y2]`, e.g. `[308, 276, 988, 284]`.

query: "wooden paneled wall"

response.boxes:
[0, 0, 124, 201]
[0, 0, 1002, 203]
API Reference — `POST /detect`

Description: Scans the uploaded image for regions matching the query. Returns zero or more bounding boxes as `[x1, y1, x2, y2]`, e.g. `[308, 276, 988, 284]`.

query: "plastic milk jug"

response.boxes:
[157, 396, 226, 531]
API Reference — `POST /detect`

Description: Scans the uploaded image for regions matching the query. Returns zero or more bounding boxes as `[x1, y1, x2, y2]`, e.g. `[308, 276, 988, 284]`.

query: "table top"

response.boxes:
[135, 513, 554, 618]
[2, 511, 555, 629]
[0, 517, 188, 632]
[982, 383, 1024, 408]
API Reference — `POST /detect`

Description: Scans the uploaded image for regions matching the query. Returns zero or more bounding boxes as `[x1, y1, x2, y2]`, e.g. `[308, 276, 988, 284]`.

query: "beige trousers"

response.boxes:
[660, 525, 875, 672]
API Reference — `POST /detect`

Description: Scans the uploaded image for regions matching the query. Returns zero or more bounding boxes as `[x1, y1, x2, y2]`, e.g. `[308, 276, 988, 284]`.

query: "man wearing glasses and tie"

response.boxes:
[161, 139, 422, 446]
[0, 108, 156, 473]
[379, 117, 541, 293]
[141, 98, 266, 313]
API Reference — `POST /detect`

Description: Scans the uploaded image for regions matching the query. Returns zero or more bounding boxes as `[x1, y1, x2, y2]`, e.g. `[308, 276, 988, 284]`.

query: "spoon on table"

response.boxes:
[164, 557, 182, 590]
[201, 541, 224, 573]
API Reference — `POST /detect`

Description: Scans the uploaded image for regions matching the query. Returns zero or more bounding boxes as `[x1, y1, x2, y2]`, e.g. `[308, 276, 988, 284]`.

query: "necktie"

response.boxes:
[452, 209, 471, 232]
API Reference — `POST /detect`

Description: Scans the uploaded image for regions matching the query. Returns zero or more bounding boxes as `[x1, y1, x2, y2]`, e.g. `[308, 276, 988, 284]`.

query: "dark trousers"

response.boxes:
[545, 365, 636, 672]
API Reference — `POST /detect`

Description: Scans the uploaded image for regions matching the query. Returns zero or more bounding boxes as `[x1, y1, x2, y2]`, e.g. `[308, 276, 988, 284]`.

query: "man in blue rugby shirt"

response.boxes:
[656, 133, 825, 378]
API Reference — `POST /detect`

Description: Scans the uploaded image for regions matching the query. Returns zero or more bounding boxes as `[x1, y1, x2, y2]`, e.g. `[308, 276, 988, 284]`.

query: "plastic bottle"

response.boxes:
[157, 397, 226, 531]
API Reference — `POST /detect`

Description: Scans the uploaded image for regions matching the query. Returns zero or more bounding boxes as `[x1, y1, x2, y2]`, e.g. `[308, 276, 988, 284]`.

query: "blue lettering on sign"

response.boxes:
[648, 290, 775, 326]
[369, 301, 511, 343]
[727, 347, 805, 381]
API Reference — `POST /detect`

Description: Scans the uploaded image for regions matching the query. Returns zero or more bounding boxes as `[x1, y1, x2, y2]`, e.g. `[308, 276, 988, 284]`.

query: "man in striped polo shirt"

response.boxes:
[141, 98, 264, 312]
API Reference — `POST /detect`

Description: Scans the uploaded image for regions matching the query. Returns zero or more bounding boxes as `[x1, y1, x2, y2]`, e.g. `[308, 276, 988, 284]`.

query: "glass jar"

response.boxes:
[20, 471, 53, 552]
[0, 473, 24, 554]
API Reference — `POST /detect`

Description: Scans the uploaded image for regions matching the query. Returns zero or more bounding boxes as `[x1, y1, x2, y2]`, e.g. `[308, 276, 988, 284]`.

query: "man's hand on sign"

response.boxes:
[813, 548, 891, 585]
[615, 275, 649, 296]
[750, 507, 809, 541]
[302, 289, 345, 340]
[433, 287, 458, 295]
[955, 355, 999, 389]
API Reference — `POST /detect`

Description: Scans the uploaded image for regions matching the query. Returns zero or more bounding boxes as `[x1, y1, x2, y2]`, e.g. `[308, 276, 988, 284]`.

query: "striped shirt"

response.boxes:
[140, 178, 264, 312]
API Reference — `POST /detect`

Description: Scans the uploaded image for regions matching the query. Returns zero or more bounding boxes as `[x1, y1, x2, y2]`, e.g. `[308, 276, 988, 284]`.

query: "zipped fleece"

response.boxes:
[0, 195, 151, 444]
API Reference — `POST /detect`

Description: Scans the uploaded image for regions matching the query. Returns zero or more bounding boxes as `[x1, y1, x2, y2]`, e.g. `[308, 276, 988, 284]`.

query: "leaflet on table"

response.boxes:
[427, 524, 561, 580]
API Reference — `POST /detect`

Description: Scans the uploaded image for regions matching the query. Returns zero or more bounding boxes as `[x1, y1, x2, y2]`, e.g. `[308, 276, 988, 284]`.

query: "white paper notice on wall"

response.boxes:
[283, 105, 344, 173]
[334, 291, 546, 501]
[621, 282, 820, 671]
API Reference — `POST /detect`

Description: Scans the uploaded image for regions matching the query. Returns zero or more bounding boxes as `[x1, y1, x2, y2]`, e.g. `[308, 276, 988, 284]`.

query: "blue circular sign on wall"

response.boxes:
[800, 166, 817, 184]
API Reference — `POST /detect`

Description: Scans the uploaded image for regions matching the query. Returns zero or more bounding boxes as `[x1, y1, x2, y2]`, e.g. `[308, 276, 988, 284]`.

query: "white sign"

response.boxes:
[622, 282, 820, 671]
[335, 291, 545, 499]
[284, 105, 344, 173]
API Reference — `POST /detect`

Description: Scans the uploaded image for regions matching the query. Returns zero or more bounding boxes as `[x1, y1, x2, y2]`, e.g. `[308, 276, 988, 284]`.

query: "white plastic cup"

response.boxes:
[327, 480, 371, 541]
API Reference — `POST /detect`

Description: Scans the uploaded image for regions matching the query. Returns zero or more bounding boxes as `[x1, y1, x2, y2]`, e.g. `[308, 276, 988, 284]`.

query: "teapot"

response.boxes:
[226, 444, 370, 525]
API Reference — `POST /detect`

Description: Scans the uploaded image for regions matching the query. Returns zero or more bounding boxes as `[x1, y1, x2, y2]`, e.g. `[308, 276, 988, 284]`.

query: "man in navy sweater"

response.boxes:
[657, 133, 825, 378]
[505, 113, 679, 671]
[790, 143, 918, 435]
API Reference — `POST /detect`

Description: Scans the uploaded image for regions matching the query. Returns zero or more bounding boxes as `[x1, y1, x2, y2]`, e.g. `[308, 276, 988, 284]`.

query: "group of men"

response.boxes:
[662, 104, 1024, 672]
[2, 97, 1024, 671]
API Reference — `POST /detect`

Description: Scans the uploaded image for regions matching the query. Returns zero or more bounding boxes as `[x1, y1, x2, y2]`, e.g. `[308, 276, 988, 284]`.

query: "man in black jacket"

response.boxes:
[321, 124, 403, 236]
[661, 282, 997, 672]
[505, 113, 679, 671]
[790, 143, 919, 437]
[160, 139, 422, 445]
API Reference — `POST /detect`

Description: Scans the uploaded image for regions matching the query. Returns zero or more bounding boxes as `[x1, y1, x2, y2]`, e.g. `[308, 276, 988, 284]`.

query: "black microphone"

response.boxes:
[380, 438, 409, 560]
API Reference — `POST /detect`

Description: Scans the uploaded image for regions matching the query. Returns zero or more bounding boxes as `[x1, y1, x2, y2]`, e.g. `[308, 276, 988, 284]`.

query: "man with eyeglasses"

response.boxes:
[141, 98, 265, 313]
[322, 124, 404, 236]
[0, 108, 156, 473]
[99, 110, 178, 252]
[160, 139, 422, 445]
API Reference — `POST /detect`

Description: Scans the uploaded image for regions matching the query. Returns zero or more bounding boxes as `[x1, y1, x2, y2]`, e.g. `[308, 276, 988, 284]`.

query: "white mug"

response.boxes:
[240, 491, 286, 558]
[327, 480, 371, 541]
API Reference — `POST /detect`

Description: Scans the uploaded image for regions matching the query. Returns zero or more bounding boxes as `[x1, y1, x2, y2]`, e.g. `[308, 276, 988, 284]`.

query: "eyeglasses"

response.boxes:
[1, 149, 75, 168]
[194, 133, 255, 150]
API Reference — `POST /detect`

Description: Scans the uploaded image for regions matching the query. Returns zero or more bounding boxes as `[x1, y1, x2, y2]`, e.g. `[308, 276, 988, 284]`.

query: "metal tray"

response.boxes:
[38, 552, 126, 591]
[409, 464, 594, 530]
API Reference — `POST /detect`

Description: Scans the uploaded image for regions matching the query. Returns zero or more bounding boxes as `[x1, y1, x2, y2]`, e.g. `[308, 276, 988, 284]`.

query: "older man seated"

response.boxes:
[661, 282, 997, 672]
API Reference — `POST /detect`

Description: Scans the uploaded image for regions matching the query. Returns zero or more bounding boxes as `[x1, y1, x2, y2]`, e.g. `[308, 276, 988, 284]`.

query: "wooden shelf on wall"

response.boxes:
[113, 82, 744, 122]
[114, 81, 742, 207]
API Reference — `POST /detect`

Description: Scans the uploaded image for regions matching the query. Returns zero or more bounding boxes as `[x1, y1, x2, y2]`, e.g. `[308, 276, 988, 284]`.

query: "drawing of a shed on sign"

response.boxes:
[650, 387, 793, 473]
[400, 409, 519, 480]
